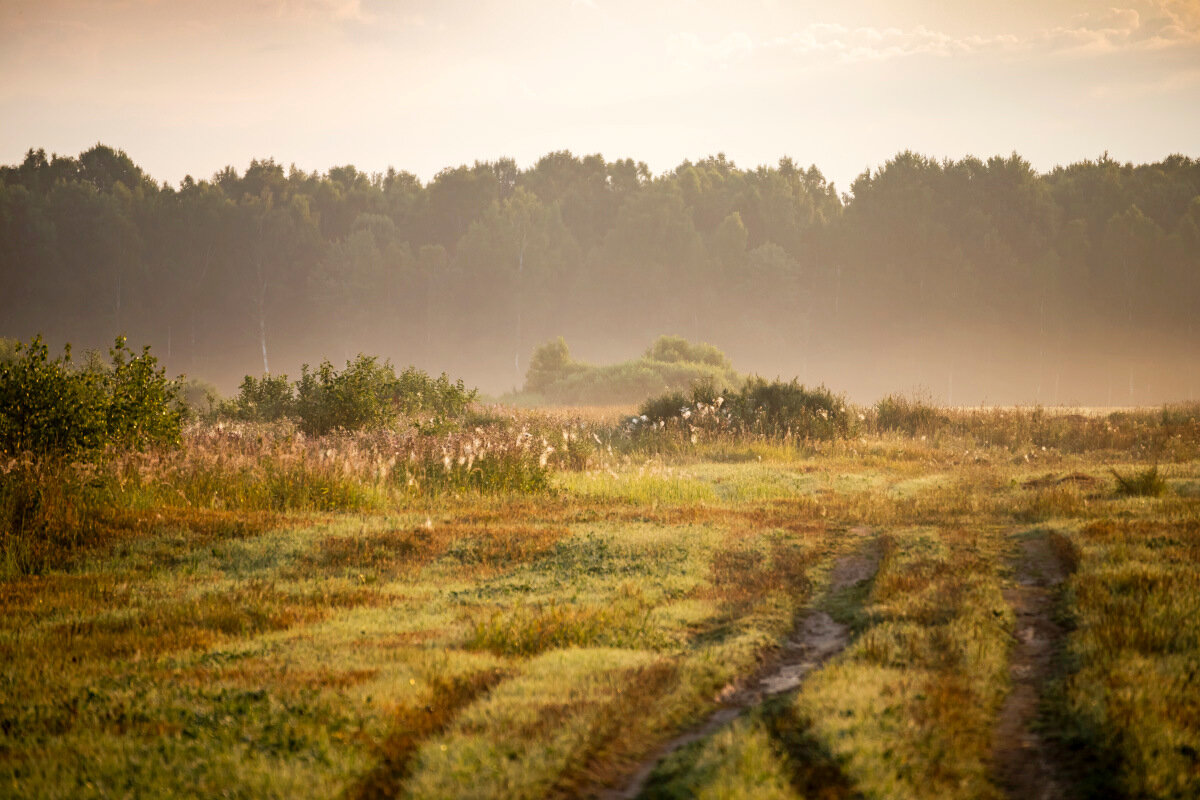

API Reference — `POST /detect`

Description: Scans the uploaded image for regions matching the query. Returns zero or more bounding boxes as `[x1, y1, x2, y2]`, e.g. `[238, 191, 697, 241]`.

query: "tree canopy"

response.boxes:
[2, 145, 1197, 402]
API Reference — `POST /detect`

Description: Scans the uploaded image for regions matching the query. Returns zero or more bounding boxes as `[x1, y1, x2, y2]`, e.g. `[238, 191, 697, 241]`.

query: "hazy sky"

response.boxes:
[2, 0, 1198, 191]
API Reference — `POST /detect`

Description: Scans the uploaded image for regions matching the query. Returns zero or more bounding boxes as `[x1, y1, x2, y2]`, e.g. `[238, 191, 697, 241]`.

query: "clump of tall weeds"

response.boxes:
[1, 419, 553, 575]
[874, 393, 948, 437]
[636, 377, 854, 444]
[1110, 465, 1168, 497]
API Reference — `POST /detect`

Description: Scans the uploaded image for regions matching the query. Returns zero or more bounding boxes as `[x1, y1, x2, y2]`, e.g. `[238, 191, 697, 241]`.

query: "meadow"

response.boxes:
[2, 402, 1198, 799]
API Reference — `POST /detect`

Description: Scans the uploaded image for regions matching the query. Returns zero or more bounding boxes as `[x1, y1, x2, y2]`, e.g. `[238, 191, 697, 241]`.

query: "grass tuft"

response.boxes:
[1110, 465, 1168, 497]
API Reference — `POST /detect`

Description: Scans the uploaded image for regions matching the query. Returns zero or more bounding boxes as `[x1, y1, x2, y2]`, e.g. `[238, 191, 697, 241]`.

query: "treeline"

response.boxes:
[1, 145, 1198, 401]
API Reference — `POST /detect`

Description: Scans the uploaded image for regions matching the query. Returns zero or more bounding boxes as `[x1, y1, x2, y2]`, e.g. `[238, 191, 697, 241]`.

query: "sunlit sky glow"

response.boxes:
[2, 0, 1198, 190]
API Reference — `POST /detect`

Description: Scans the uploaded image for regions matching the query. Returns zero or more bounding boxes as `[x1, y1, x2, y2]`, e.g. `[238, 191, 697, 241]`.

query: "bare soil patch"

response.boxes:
[991, 532, 1072, 800]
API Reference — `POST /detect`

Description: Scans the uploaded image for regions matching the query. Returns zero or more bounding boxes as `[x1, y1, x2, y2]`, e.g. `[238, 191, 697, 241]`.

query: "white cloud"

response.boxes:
[766, 23, 1020, 64]
[668, 5, 1198, 72]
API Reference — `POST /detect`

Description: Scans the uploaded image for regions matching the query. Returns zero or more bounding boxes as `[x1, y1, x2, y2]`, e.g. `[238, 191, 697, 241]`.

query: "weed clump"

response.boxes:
[875, 393, 947, 436]
[1110, 465, 1168, 497]
[638, 377, 853, 441]
[465, 599, 657, 656]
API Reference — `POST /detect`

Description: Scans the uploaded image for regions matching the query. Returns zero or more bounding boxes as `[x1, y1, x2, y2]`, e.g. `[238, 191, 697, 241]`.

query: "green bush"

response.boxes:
[227, 374, 294, 422]
[295, 356, 398, 436]
[104, 339, 186, 449]
[227, 356, 478, 436]
[0, 335, 182, 457]
[644, 335, 732, 369]
[0, 337, 107, 456]
[730, 377, 851, 439]
[521, 335, 740, 405]
[639, 391, 692, 423]
[392, 365, 476, 420]
[525, 337, 584, 393]
[638, 376, 852, 440]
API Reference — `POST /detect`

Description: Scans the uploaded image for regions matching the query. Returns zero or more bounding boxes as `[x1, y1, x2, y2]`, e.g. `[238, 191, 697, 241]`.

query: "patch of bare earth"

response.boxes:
[599, 529, 880, 800]
[991, 532, 1071, 800]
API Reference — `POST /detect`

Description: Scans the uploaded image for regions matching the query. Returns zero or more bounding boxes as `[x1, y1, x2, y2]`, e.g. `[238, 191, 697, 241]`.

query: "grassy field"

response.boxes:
[2, 405, 1199, 798]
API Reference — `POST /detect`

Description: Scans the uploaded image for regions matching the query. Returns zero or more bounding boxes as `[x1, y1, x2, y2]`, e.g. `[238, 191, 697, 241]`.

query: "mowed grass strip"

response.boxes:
[655, 525, 1013, 800]
[1054, 515, 1200, 798]
[797, 526, 1011, 800]
[375, 514, 833, 798]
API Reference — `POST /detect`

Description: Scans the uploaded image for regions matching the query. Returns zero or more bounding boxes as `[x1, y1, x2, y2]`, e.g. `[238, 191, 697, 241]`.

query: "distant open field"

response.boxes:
[2, 404, 1199, 799]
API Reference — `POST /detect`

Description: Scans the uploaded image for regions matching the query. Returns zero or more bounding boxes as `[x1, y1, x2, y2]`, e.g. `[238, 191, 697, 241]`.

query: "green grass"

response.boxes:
[1052, 515, 1200, 797]
[1, 407, 1198, 798]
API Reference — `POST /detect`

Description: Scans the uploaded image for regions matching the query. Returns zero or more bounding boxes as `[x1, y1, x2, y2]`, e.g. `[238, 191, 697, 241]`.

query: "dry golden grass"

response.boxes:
[1, 403, 1197, 798]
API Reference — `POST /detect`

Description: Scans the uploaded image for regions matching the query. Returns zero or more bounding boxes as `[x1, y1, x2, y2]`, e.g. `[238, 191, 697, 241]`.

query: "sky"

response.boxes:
[1, 0, 1198, 192]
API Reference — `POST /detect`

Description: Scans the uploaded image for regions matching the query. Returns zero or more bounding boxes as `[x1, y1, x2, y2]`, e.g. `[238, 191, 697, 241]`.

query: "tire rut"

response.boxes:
[991, 531, 1072, 800]
[598, 528, 880, 800]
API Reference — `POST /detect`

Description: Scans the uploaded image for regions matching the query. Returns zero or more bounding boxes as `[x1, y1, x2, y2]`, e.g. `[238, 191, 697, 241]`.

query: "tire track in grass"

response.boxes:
[991, 530, 1073, 800]
[602, 528, 880, 800]
[350, 667, 509, 800]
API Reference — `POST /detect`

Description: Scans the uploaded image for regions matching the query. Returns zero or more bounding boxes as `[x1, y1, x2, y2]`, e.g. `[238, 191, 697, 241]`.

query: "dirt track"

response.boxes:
[600, 531, 880, 799]
[991, 532, 1072, 800]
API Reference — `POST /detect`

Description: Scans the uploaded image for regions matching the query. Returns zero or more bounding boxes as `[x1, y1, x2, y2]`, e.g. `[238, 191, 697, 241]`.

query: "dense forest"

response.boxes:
[1, 145, 1198, 404]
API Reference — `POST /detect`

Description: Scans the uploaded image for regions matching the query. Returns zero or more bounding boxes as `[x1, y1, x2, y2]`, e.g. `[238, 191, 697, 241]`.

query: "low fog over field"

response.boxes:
[2, 1, 1198, 405]
[1, 146, 1198, 405]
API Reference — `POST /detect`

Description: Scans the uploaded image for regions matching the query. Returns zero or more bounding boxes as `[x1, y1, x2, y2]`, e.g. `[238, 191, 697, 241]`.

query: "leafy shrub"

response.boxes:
[0, 337, 107, 456]
[524, 337, 584, 393]
[392, 365, 476, 420]
[227, 355, 477, 435]
[520, 335, 740, 405]
[295, 356, 397, 436]
[638, 377, 852, 440]
[639, 391, 691, 423]
[0, 335, 182, 457]
[644, 335, 732, 369]
[227, 374, 294, 422]
[731, 378, 851, 439]
[104, 339, 186, 449]
[875, 393, 947, 436]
